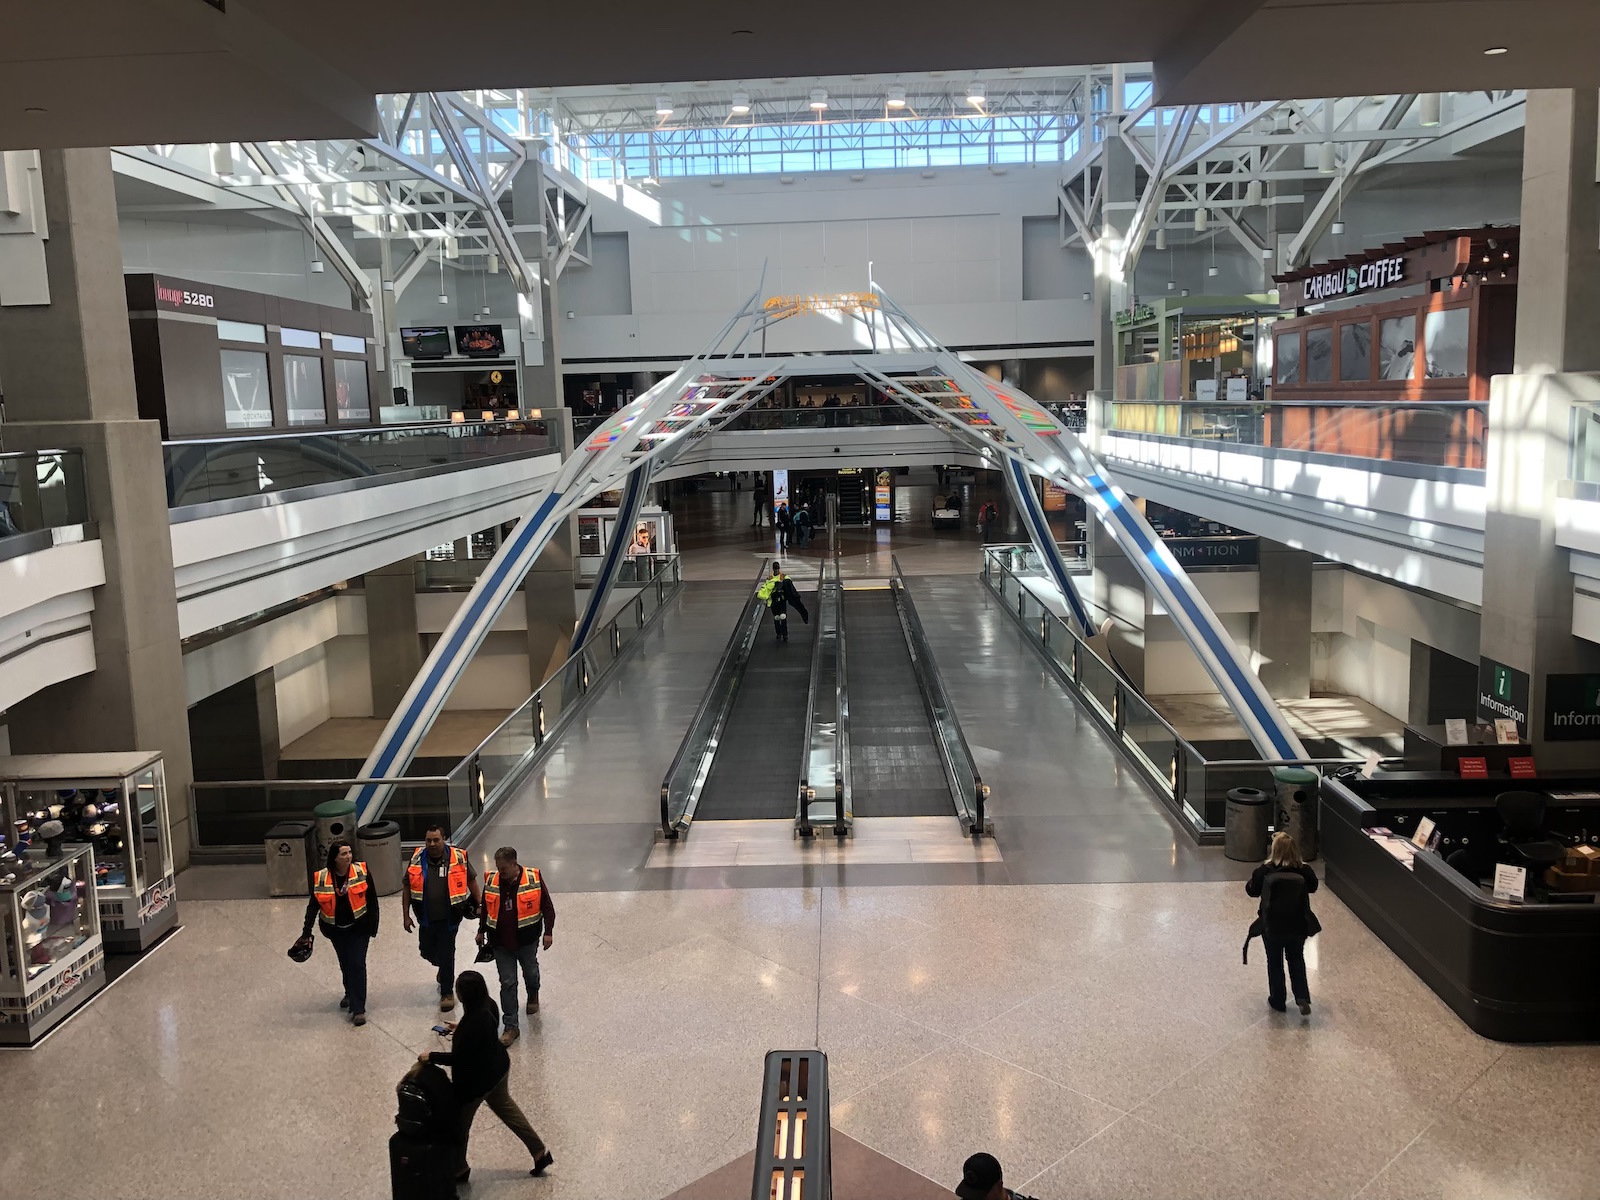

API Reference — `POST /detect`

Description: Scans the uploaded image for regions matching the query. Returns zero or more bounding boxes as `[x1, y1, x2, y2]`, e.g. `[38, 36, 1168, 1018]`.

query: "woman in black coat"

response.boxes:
[421, 970, 553, 1182]
[1245, 832, 1319, 1015]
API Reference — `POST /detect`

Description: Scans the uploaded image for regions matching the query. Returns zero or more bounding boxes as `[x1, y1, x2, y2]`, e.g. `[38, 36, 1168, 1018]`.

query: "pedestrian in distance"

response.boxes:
[752, 473, 769, 527]
[794, 503, 812, 547]
[420, 970, 553, 1183]
[979, 500, 999, 544]
[776, 501, 793, 549]
[757, 560, 809, 642]
[954, 1152, 1038, 1200]
[402, 824, 482, 1013]
[476, 846, 555, 1046]
[1244, 831, 1322, 1015]
[292, 839, 379, 1026]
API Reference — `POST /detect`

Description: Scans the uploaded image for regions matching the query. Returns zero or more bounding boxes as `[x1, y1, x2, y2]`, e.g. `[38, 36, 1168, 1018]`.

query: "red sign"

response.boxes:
[1458, 757, 1489, 779]
[1507, 756, 1537, 779]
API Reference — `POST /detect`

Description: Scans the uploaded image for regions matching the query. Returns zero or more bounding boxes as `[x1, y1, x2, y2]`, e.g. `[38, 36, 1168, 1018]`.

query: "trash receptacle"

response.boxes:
[264, 820, 314, 897]
[357, 821, 404, 896]
[1225, 786, 1271, 862]
[1273, 766, 1320, 862]
[312, 798, 359, 868]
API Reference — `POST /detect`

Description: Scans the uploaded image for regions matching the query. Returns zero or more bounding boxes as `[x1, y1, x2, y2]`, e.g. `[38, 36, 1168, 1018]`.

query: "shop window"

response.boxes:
[219, 349, 272, 429]
[1379, 315, 1417, 381]
[330, 333, 366, 354]
[280, 326, 321, 349]
[1274, 331, 1300, 385]
[284, 354, 326, 425]
[1424, 307, 1469, 379]
[334, 358, 371, 422]
[1339, 322, 1371, 381]
[218, 319, 266, 344]
[1304, 326, 1333, 383]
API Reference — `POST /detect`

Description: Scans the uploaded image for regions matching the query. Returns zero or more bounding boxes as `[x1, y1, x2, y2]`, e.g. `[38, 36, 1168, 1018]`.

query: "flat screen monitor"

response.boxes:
[401, 326, 451, 359]
[455, 324, 505, 357]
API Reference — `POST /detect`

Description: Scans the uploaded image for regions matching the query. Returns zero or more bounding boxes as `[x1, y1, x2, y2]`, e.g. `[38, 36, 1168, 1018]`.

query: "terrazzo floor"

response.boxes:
[2, 878, 1593, 1200]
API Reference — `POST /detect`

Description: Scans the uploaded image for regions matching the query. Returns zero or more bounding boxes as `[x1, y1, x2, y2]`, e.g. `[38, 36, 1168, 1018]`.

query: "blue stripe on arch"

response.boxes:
[1007, 459, 1093, 631]
[572, 467, 648, 650]
[352, 489, 565, 814]
[1085, 473, 1298, 759]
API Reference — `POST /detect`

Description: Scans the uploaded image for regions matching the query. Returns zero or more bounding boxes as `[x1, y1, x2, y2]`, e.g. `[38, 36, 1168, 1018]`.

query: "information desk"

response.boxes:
[1322, 773, 1600, 1042]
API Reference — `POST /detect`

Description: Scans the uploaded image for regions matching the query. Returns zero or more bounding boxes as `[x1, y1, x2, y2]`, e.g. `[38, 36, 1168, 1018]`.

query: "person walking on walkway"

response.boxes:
[979, 499, 999, 544]
[295, 839, 378, 1026]
[794, 503, 812, 547]
[421, 970, 553, 1183]
[758, 561, 808, 642]
[954, 1152, 1038, 1200]
[776, 501, 793, 550]
[752, 473, 769, 527]
[476, 846, 555, 1045]
[402, 824, 482, 1013]
[1245, 831, 1321, 1015]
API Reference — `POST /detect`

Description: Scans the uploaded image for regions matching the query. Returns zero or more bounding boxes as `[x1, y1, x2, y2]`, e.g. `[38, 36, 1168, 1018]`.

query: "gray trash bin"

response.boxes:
[1224, 787, 1271, 862]
[1273, 766, 1320, 862]
[264, 820, 314, 897]
[312, 798, 359, 868]
[357, 821, 404, 897]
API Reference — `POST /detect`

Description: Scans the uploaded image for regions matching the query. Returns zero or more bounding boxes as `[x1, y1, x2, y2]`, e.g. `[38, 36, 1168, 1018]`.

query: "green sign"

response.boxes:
[1477, 657, 1529, 737]
[1112, 304, 1155, 327]
[1545, 674, 1600, 740]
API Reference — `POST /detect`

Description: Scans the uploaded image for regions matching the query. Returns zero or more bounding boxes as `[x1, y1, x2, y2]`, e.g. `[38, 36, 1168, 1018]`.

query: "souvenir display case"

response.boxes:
[0, 843, 104, 1045]
[0, 752, 178, 952]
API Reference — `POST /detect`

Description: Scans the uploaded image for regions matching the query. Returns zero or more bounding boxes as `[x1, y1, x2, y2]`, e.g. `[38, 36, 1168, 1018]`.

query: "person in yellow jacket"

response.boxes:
[475, 846, 555, 1045]
[401, 823, 482, 1012]
[294, 839, 379, 1026]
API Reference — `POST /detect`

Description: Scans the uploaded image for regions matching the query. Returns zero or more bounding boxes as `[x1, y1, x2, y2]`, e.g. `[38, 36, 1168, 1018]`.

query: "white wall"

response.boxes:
[274, 644, 333, 746]
[120, 216, 355, 307]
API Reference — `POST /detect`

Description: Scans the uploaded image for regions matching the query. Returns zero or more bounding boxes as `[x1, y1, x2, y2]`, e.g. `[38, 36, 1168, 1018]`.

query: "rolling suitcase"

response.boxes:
[389, 1131, 457, 1200]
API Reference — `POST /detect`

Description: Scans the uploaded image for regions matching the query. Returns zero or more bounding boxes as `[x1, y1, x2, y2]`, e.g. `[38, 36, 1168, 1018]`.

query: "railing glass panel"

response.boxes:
[0, 449, 90, 548]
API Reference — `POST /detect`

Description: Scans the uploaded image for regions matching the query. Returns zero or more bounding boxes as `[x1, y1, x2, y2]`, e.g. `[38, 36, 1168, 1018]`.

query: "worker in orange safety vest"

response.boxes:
[401, 823, 482, 1013]
[476, 845, 555, 1045]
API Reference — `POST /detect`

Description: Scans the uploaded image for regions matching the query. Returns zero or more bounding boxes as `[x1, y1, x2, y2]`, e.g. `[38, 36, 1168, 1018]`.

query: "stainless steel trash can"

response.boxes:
[357, 821, 404, 897]
[1224, 787, 1271, 862]
[312, 798, 359, 868]
[264, 820, 315, 897]
[1273, 766, 1320, 862]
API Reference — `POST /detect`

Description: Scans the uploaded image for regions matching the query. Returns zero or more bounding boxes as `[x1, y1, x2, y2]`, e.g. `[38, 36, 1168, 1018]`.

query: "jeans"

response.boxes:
[417, 921, 459, 996]
[458, 1071, 546, 1172]
[494, 941, 541, 1030]
[1263, 935, 1310, 1007]
[327, 925, 369, 1015]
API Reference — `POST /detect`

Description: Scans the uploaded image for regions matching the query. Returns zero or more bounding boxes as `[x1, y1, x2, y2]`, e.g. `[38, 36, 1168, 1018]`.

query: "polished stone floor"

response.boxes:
[4, 880, 1593, 1200]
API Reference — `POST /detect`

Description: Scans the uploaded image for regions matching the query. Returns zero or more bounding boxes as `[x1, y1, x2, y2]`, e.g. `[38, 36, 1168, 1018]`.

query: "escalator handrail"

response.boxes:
[659, 561, 770, 837]
[834, 556, 852, 830]
[889, 555, 989, 835]
[795, 559, 829, 835]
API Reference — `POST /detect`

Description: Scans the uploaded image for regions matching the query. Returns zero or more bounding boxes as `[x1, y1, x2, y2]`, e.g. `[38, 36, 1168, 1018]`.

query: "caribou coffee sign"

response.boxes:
[1302, 256, 1406, 303]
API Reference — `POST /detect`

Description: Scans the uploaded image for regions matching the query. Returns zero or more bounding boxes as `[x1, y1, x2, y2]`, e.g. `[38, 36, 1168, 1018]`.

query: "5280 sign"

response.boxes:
[154, 282, 216, 311]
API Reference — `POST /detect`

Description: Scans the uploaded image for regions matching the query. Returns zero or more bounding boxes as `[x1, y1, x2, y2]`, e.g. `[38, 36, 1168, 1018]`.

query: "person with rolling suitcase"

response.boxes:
[390, 1057, 460, 1199]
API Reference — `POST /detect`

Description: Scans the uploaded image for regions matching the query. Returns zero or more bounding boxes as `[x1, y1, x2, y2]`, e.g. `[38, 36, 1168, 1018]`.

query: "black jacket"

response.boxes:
[430, 1002, 511, 1102]
[1245, 864, 1319, 939]
[769, 576, 808, 620]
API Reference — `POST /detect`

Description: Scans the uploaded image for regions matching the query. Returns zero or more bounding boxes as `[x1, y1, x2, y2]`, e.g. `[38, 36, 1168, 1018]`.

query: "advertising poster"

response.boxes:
[1042, 482, 1068, 512]
[874, 468, 892, 522]
[771, 469, 789, 513]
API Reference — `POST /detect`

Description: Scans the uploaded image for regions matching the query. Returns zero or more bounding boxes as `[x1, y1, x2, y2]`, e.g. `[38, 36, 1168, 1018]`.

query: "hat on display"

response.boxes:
[955, 1153, 1004, 1200]
[38, 819, 65, 857]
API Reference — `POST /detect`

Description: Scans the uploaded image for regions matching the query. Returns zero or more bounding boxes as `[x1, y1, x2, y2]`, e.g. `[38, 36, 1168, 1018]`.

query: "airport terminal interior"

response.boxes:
[6, 5, 1600, 1197]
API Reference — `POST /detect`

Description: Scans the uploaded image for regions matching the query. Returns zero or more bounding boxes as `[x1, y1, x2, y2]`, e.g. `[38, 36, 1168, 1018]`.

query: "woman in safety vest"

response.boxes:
[294, 839, 380, 1025]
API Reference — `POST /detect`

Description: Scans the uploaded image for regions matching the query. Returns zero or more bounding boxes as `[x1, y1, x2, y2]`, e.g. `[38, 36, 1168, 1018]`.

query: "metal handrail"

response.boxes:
[833, 558, 851, 832]
[795, 560, 828, 837]
[658, 561, 770, 838]
[889, 555, 990, 836]
[160, 417, 541, 447]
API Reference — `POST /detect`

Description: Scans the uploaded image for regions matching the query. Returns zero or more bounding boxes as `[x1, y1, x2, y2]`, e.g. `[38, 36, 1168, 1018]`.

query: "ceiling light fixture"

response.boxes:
[444, 237, 459, 260]
[1261, 247, 1276, 261]
[211, 142, 233, 175]
[655, 95, 674, 116]
[1419, 92, 1441, 126]
[886, 85, 907, 109]
[1331, 220, 1346, 235]
[1318, 141, 1336, 173]
[487, 253, 499, 274]
[1244, 179, 1263, 207]
[1181, 288, 1191, 297]
[1208, 264, 1220, 277]
[1483, 45, 1508, 55]
[310, 258, 325, 274]
[1167, 278, 1176, 291]
[809, 88, 829, 111]
[966, 81, 986, 106]
[1155, 228, 1166, 251]
[1194, 207, 1208, 233]
[1082, 291, 1092, 302]
[730, 91, 750, 115]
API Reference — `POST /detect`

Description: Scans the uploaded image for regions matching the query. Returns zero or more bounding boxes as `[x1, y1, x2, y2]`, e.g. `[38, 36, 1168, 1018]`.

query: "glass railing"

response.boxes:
[980, 547, 1372, 839]
[981, 541, 1089, 582]
[722, 405, 917, 431]
[1101, 399, 1487, 469]
[798, 560, 845, 835]
[164, 419, 554, 509]
[659, 561, 769, 838]
[892, 555, 990, 835]
[1569, 400, 1600, 486]
[192, 553, 684, 848]
[0, 449, 90, 550]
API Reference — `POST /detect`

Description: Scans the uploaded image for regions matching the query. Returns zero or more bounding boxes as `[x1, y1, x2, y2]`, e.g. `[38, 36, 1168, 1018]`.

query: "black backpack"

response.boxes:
[396, 1061, 459, 1143]
[1242, 870, 1322, 963]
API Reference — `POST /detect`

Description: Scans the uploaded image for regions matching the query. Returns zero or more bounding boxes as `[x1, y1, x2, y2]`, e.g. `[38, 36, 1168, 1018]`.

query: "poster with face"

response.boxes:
[1380, 315, 1417, 381]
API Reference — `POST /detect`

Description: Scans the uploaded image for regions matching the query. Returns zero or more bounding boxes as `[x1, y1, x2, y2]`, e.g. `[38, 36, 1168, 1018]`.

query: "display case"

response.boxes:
[0, 843, 105, 1045]
[0, 752, 178, 952]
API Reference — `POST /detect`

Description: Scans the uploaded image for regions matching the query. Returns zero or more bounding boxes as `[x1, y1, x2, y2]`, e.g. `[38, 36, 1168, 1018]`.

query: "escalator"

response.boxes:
[841, 586, 957, 817]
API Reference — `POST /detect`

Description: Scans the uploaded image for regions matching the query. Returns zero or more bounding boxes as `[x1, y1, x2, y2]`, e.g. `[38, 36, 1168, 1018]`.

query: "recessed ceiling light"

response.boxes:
[655, 96, 674, 116]
[1483, 45, 1508, 55]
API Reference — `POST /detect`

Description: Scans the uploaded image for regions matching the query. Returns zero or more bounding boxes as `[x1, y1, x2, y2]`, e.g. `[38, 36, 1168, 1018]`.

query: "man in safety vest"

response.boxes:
[401, 823, 483, 1012]
[476, 845, 555, 1046]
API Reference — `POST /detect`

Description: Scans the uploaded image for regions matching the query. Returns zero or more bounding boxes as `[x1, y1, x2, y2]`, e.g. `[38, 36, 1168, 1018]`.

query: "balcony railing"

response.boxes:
[0, 448, 91, 557]
[163, 419, 554, 510]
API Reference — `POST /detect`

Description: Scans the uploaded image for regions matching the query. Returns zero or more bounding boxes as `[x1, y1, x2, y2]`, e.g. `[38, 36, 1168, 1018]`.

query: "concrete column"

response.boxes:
[0, 149, 196, 863]
[365, 559, 424, 719]
[1092, 135, 1137, 395]
[525, 407, 577, 688]
[1478, 89, 1600, 765]
[511, 160, 563, 413]
[1255, 541, 1313, 699]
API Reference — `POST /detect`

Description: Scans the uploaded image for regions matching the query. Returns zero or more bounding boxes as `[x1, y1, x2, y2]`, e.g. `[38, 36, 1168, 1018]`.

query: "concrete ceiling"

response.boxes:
[1, 0, 1595, 150]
